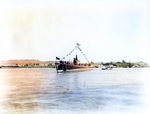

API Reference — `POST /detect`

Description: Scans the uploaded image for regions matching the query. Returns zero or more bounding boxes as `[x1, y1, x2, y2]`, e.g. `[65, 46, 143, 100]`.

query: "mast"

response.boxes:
[76, 43, 79, 60]
[61, 43, 89, 62]
[76, 45, 77, 59]
[76, 55, 78, 60]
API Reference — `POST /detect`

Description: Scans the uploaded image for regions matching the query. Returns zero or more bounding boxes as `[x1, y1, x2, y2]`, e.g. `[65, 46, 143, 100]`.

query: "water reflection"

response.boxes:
[0, 69, 69, 114]
[0, 69, 41, 114]
[0, 68, 147, 114]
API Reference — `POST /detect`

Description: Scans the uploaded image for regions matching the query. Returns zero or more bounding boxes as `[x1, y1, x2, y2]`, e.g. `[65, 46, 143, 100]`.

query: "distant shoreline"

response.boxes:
[0, 59, 149, 68]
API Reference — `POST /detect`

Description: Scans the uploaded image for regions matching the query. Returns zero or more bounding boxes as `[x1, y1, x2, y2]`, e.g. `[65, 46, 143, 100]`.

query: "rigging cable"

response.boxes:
[62, 44, 89, 62]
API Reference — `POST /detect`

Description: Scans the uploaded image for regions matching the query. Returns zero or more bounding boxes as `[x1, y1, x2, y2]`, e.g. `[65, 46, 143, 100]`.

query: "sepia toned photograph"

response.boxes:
[0, 0, 150, 114]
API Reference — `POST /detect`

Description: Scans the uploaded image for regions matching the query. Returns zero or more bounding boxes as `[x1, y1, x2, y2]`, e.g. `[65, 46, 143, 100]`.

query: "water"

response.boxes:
[0, 68, 150, 114]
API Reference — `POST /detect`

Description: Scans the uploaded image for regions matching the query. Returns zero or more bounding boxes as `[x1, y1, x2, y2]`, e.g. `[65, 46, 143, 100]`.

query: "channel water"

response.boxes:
[0, 68, 150, 114]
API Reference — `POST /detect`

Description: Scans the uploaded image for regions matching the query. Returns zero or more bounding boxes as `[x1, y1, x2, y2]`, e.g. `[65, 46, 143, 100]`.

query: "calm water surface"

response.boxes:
[0, 68, 150, 114]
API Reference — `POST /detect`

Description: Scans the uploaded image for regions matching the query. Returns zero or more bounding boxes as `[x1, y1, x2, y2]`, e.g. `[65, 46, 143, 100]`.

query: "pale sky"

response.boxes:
[0, 0, 149, 63]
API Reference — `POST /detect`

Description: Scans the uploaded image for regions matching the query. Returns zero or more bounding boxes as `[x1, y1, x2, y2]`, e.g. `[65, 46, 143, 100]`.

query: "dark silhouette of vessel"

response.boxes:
[55, 43, 93, 72]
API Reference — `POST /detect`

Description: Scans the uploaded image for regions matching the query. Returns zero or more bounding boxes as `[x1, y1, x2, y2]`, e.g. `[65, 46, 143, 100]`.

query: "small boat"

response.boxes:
[55, 43, 93, 72]
[102, 66, 113, 70]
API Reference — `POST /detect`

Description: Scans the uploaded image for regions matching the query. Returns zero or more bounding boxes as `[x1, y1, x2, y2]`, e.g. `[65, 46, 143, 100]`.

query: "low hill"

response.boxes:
[0, 59, 55, 66]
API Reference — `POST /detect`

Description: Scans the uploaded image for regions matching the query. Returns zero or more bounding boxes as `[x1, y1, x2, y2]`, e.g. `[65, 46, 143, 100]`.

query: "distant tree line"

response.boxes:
[101, 60, 134, 68]
[20, 63, 55, 68]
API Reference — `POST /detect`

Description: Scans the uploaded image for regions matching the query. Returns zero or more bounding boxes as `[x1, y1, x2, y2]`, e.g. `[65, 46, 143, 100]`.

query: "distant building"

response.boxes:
[132, 61, 148, 68]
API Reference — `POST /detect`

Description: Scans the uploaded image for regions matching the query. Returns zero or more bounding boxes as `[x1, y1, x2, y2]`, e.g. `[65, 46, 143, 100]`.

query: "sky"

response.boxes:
[0, 0, 149, 63]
